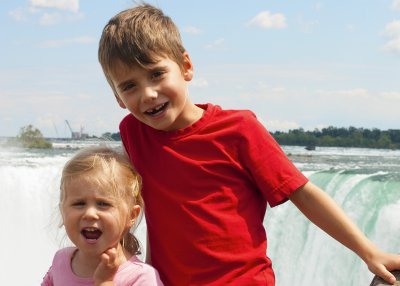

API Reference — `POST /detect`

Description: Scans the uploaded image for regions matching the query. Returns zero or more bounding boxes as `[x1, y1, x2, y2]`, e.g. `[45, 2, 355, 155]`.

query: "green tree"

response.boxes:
[13, 125, 52, 148]
[377, 133, 392, 149]
[101, 132, 121, 141]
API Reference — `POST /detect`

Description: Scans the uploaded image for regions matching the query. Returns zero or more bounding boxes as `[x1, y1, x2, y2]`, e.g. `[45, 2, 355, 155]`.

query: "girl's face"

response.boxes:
[61, 176, 139, 258]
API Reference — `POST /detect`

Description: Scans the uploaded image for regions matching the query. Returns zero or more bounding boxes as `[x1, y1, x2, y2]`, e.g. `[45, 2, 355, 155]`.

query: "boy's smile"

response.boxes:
[144, 102, 169, 116]
[111, 53, 204, 131]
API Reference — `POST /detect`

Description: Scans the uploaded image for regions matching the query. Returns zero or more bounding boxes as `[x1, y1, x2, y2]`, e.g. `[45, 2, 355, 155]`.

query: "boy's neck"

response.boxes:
[189, 104, 205, 126]
[166, 99, 204, 131]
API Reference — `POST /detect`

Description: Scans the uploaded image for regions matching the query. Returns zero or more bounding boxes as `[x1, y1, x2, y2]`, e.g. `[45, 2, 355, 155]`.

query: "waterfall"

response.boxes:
[1, 144, 399, 285]
[265, 170, 400, 285]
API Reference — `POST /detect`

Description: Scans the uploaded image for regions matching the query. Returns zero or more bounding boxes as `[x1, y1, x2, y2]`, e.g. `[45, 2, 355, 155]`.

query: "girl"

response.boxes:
[41, 146, 164, 286]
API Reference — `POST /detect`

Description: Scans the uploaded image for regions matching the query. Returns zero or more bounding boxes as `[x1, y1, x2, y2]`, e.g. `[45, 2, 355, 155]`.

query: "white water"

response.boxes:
[1, 141, 399, 285]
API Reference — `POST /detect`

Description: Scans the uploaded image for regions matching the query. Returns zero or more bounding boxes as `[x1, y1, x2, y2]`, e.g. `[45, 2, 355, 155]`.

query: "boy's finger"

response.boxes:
[376, 267, 397, 285]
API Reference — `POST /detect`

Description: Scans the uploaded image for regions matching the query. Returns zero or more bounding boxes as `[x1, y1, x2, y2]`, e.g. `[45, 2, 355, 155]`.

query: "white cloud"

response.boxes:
[297, 15, 319, 33]
[9, 1, 82, 25]
[383, 20, 400, 37]
[382, 21, 400, 53]
[346, 24, 356, 32]
[39, 12, 62, 25]
[271, 87, 286, 93]
[335, 88, 370, 98]
[205, 38, 225, 50]
[8, 7, 26, 21]
[39, 11, 84, 25]
[261, 119, 300, 132]
[183, 26, 202, 35]
[392, 0, 400, 10]
[191, 78, 209, 88]
[246, 11, 287, 29]
[39, 36, 95, 48]
[380, 91, 400, 100]
[30, 0, 79, 13]
[314, 2, 323, 11]
[383, 37, 400, 53]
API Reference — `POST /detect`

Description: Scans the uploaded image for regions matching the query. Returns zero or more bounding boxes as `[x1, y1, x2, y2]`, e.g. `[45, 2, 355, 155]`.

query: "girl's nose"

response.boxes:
[83, 206, 99, 220]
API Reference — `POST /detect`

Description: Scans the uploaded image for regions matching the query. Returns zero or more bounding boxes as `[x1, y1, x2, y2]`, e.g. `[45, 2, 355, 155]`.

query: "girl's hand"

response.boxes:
[93, 248, 120, 286]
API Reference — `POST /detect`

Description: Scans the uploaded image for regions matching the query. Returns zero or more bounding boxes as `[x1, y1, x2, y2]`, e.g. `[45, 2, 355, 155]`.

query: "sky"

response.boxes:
[1, 0, 400, 138]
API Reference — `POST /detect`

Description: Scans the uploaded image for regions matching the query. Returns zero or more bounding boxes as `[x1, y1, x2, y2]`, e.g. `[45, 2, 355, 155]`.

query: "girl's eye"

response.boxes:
[97, 201, 112, 208]
[72, 201, 85, 207]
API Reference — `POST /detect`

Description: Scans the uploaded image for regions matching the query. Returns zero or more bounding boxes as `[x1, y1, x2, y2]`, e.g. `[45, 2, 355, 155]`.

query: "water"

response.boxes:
[1, 140, 399, 285]
[266, 146, 400, 285]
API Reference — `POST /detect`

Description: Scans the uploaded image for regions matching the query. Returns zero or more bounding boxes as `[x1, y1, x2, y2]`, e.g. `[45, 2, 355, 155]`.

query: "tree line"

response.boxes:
[102, 126, 400, 150]
[271, 126, 400, 149]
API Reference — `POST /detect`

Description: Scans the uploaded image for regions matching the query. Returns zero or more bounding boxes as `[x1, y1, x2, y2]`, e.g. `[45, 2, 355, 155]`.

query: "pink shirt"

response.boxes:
[41, 247, 164, 285]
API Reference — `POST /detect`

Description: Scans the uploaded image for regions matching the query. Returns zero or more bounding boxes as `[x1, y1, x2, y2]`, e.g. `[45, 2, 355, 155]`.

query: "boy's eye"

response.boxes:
[122, 82, 136, 92]
[152, 70, 165, 79]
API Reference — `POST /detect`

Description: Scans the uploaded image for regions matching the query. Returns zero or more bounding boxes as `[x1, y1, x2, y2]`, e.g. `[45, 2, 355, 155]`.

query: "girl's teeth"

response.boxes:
[81, 228, 102, 239]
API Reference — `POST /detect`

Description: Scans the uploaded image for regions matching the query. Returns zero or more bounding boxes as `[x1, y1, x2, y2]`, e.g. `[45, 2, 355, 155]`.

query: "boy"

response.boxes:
[98, 3, 400, 285]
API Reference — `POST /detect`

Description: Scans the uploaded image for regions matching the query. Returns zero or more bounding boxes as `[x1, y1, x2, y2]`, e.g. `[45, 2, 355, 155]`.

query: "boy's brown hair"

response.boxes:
[98, 3, 186, 94]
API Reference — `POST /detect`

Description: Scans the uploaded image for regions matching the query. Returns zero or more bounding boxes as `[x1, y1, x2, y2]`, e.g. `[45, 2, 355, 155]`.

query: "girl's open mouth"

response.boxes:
[81, 227, 102, 242]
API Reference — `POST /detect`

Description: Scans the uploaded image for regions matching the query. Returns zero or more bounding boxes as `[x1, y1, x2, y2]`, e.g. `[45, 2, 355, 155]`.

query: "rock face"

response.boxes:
[370, 270, 400, 286]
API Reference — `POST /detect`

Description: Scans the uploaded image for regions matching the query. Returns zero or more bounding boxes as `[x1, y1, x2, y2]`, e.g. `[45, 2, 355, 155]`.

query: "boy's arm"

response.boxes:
[146, 232, 152, 264]
[289, 181, 400, 284]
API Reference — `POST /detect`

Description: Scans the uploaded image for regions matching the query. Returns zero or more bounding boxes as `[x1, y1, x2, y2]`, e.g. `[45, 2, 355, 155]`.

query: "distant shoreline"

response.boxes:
[2, 126, 400, 150]
[271, 126, 400, 150]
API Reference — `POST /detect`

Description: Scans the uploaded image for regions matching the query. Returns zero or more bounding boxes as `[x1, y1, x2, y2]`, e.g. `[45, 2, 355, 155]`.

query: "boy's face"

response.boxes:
[110, 53, 200, 131]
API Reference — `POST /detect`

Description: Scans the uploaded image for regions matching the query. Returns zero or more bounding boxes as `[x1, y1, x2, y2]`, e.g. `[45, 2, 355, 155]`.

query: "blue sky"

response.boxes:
[1, 0, 400, 138]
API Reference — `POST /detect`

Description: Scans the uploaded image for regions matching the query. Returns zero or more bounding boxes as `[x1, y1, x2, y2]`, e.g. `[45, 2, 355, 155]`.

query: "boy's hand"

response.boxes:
[366, 250, 400, 285]
[93, 248, 120, 286]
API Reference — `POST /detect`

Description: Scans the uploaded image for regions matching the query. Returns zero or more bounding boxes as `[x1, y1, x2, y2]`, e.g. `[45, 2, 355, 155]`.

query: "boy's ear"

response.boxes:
[182, 52, 194, 81]
[114, 93, 127, 109]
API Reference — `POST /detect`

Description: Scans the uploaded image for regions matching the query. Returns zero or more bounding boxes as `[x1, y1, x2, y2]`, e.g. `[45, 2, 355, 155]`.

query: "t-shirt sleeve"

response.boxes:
[118, 260, 165, 286]
[40, 267, 53, 286]
[133, 267, 165, 286]
[239, 112, 308, 207]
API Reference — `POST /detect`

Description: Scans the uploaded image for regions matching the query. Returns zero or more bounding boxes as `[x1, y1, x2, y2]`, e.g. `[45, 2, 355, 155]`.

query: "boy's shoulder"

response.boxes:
[210, 103, 259, 126]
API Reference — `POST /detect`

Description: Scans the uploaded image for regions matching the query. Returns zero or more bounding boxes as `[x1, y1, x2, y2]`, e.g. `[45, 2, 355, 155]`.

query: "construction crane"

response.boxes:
[65, 120, 82, 139]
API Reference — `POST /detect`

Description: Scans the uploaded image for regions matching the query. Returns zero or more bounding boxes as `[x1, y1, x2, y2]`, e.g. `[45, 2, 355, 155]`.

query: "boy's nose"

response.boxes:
[142, 86, 158, 102]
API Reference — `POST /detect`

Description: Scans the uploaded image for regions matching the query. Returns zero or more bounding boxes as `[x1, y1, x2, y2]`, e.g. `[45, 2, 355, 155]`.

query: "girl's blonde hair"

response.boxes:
[98, 3, 186, 96]
[60, 145, 143, 255]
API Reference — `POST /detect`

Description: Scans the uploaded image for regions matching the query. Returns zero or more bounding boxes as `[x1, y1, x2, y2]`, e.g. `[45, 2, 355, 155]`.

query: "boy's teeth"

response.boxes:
[147, 103, 166, 115]
[152, 105, 162, 112]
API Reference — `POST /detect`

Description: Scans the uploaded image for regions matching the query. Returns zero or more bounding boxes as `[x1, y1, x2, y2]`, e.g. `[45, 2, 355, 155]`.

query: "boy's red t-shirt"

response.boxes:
[120, 103, 308, 285]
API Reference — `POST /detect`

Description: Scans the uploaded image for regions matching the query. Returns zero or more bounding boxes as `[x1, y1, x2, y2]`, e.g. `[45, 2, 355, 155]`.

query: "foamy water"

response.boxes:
[1, 141, 399, 285]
